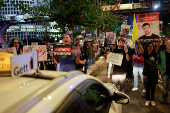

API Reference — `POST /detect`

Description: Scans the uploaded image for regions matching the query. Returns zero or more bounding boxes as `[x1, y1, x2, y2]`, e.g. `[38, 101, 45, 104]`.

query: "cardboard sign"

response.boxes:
[11, 51, 38, 78]
[137, 12, 160, 42]
[0, 52, 14, 72]
[53, 45, 72, 59]
[0, 47, 17, 55]
[106, 52, 123, 66]
[23, 45, 47, 61]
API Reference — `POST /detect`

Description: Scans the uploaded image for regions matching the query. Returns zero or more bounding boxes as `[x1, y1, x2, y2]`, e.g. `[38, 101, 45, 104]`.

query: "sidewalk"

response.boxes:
[87, 56, 105, 75]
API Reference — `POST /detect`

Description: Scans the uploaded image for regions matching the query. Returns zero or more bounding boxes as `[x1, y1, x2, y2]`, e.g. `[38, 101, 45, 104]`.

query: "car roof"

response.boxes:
[0, 70, 104, 113]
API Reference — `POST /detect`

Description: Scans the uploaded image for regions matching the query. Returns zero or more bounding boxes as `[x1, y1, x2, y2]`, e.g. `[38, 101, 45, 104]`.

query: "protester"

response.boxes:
[132, 44, 145, 92]
[109, 38, 130, 92]
[157, 40, 170, 104]
[157, 37, 166, 55]
[86, 41, 92, 67]
[142, 42, 160, 106]
[52, 35, 80, 72]
[8, 37, 23, 55]
[45, 42, 56, 70]
[126, 46, 135, 86]
[75, 42, 87, 73]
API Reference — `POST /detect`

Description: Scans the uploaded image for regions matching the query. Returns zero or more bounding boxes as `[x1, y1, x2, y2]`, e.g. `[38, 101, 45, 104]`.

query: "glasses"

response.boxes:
[14, 42, 19, 44]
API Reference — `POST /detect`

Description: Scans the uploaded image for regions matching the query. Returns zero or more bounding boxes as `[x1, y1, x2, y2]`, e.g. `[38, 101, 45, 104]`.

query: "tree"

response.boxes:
[11, 0, 125, 34]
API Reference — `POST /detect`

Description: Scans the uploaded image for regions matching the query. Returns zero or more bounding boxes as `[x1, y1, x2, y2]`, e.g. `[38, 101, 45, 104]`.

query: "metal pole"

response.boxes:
[26, 27, 28, 45]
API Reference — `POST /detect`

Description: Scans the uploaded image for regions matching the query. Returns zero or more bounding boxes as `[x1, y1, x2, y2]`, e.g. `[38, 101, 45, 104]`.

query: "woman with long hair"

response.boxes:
[143, 42, 160, 106]
[8, 37, 23, 55]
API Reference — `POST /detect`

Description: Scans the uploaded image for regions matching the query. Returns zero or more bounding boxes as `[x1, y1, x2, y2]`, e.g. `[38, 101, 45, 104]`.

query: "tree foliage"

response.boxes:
[11, 0, 125, 34]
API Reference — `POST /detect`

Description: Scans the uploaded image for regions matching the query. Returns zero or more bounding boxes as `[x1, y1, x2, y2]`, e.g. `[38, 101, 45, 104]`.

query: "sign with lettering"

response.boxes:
[11, 51, 38, 78]
[23, 45, 47, 61]
[137, 12, 160, 42]
[0, 52, 14, 72]
[0, 47, 17, 55]
[53, 45, 72, 59]
[106, 52, 123, 66]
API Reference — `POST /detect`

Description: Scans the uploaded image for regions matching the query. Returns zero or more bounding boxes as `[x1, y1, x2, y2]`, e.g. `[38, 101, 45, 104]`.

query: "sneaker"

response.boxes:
[143, 89, 146, 92]
[132, 87, 138, 91]
[145, 101, 150, 106]
[151, 101, 156, 106]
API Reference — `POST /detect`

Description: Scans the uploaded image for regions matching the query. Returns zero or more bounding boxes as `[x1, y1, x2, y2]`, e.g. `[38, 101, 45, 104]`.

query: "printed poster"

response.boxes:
[120, 25, 130, 37]
[53, 45, 72, 59]
[23, 45, 47, 61]
[137, 12, 160, 42]
[106, 31, 116, 44]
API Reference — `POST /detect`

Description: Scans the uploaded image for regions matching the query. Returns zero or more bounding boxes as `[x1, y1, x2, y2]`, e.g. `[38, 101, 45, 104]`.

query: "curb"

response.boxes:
[87, 57, 105, 75]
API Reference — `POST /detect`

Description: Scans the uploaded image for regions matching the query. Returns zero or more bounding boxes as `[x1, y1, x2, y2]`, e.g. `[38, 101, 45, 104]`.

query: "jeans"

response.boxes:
[162, 74, 170, 100]
[144, 76, 156, 101]
[112, 74, 126, 92]
[87, 55, 92, 66]
[133, 63, 144, 88]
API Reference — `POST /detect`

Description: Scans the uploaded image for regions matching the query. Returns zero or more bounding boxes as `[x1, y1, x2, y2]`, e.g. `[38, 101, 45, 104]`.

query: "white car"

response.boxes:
[0, 70, 129, 113]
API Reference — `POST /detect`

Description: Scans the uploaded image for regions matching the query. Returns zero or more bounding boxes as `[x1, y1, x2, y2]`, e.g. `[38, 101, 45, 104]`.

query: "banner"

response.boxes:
[106, 53, 123, 66]
[120, 25, 130, 37]
[23, 45, 47, 61]
[137, 12, 160, 42]
[106, 31, 116, 44]
[0, 47, 17, 55]
[53, 45, 72, 59]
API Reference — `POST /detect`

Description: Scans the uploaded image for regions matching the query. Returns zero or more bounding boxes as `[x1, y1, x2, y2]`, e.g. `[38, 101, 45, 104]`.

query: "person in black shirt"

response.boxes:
[143, 42, 160, 106]
[139, 23, 159, 42]
[109, 38, 130, 92]
[76, 42, 87, 73]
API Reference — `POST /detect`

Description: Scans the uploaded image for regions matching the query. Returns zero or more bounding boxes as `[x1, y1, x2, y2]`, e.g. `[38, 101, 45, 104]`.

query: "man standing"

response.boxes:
[157, 40, 170, 104]
[52, 35, 80, 72]
[139, 23, 159, 42]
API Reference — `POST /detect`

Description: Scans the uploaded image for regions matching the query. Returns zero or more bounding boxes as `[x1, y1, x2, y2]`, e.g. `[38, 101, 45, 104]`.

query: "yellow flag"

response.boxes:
[132, 14, 138, 42]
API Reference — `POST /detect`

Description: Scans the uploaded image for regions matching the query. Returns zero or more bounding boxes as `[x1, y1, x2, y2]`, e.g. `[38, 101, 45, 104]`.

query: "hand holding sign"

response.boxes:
[71, 50, 77, 56]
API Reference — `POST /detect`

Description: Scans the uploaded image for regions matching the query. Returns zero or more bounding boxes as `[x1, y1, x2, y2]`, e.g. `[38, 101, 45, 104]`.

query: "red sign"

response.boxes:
[53, 45, 72, 59]
[137, 12, 159, 22]
[54, 47, 71, 52]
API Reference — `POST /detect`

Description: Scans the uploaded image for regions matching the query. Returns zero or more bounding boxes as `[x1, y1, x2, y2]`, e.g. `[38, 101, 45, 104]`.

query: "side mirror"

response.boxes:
[111, 91, 130, 104]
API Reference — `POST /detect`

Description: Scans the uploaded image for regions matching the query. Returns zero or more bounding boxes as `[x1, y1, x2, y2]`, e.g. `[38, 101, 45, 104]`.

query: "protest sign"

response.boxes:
[53, 45, 72, 59]
[120, 25, 130, 38]
[23, 45, 47, 61]
[0, 47, 17, 55]
[137, 12, 160, 42]
[106, 52, 123, 66]
[106, 31, 116, 44]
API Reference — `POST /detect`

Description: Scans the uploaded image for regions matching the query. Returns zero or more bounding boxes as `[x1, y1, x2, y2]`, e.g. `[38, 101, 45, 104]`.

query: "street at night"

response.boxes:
[90, 60, 170, 113]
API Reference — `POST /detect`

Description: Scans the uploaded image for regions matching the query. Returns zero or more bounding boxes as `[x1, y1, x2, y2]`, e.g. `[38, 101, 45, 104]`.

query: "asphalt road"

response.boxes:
[90, 60, 170, 113]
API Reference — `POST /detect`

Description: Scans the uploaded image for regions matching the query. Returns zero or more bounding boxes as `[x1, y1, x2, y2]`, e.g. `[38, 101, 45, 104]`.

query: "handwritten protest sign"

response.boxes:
[0, 47, 17, 55]
[23, 45, 47, 61]
[106, 52, 123, 66]
[53, 45, 72, 59]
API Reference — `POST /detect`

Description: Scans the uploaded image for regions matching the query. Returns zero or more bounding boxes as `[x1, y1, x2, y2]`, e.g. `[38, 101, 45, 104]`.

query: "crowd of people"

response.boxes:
[1, 31, 170, 107]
